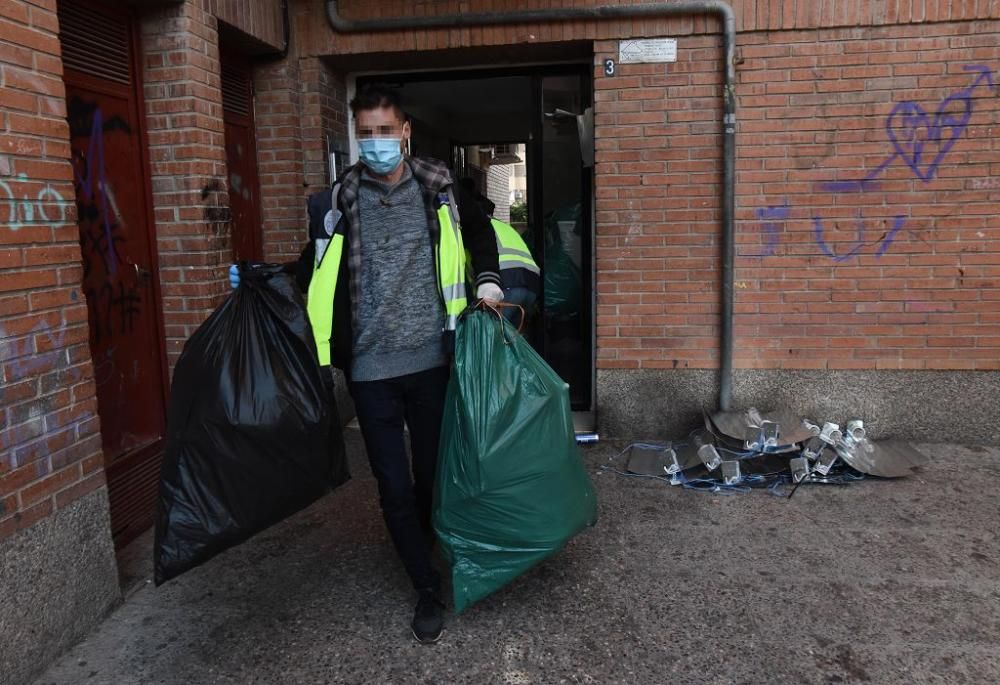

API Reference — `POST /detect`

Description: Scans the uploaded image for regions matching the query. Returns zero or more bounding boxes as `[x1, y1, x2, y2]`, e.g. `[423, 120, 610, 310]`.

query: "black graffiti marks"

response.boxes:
[85, 281, 142, 346]
[67, 96, 130, 138]
[70, 96, 131, 281]
[79, 207, 125, 280]
[200, 178, 223, 200]
[112, 281, 141, 334]
[68, 96, 143, 345]
[201, 178, 232, 232]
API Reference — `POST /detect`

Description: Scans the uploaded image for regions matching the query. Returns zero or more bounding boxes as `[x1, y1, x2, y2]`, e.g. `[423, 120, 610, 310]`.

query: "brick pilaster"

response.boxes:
[141, 0, 231, 370]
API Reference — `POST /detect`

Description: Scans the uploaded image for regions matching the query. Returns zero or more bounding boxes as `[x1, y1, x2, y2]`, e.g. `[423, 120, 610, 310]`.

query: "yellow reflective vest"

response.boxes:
[466, 218, 539, 289]
[305, 185, 467, 367]
[491, 218, 539, 276]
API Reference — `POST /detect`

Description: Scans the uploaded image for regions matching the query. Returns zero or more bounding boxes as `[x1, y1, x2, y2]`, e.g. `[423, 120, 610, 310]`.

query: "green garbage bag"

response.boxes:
[434, 308, 598, 613]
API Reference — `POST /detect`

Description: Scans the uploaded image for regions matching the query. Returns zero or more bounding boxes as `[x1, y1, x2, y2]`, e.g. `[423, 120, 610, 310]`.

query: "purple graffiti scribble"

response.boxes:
[817, 179, 883, 194]
[964, 63, 995, 91]
[813, 215, 866, 262]
[803, 64, 995, 261]
[886, 92, 973, 182]
[74, 108, 117, 275]
[0, 320, 89, 467]
[818, 65, 994, 193]
[813, 213, 907, 262]
[746, 203, 789, 257]
[875, 216, 907, 258]
[0, 321, 85, 386]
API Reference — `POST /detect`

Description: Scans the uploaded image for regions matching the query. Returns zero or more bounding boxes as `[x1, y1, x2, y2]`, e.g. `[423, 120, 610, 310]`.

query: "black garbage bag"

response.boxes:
[154, 264, 348, 585]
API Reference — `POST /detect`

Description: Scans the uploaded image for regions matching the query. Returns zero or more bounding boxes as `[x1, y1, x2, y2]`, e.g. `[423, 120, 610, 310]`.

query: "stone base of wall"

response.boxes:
[0, 489, 120, 685]
[597, 369, 1000, 444]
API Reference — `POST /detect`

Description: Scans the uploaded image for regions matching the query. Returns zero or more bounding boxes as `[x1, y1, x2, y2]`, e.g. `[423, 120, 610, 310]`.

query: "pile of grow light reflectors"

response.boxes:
[602, 408, 929, 496]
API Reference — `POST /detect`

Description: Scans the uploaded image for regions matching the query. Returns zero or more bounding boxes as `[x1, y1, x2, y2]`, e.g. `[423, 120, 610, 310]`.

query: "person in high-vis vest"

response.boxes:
[228, 86, 501, 644]
[458, 178, 540, 327]
[490, 217, 540, 327]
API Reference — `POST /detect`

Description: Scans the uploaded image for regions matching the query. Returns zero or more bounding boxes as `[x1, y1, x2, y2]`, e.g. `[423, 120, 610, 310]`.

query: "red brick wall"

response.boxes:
[300, 56, 348, 193]
[594, 34, 726, 370]
[300, 0, 1000, 56]
[141, 1, 231, 370]
[1, 0, 106, 539]
[254, 55, 306, 262]
[255, 46, 349, 263]
[733, 21, 1000, 372]
[595, 20, 1000, 372]
[1, 0, 285, 545]
[211, 0, 285, 51]
[2, 0, 997, 545]
[301, 1, 1000, 374]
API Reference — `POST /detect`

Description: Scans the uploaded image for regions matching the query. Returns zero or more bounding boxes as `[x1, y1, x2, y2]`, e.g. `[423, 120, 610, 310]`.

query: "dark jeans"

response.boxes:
[502, 286, 537, 328]
[349, 365, 449, 592]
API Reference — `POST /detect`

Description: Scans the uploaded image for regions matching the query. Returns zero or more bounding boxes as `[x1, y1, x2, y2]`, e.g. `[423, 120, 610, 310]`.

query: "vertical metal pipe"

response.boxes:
[325, 1, 738, 410]
[719, 11, 737, 411]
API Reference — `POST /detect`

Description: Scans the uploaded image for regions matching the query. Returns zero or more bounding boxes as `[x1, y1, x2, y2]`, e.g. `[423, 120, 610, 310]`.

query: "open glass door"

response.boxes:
[534, 72, 594, 418]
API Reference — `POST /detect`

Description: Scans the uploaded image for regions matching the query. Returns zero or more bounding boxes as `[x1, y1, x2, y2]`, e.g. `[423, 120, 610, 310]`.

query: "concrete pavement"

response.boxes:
[33, 432, 1000, 685]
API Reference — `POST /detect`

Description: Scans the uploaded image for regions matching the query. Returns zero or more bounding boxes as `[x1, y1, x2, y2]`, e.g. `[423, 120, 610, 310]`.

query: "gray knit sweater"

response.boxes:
[350, 166, 447, 382]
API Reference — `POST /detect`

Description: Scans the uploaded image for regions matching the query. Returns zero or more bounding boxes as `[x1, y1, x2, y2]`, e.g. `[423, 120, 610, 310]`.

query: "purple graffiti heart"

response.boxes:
[886, 92, 973, 182]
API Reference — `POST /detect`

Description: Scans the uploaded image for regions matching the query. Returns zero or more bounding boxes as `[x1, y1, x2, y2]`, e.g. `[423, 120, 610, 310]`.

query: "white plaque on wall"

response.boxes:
[618, 38, 678, 64]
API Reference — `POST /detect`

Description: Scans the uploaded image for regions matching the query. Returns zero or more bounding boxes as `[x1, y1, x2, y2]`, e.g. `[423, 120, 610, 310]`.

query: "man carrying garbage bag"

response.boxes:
[230, 86, 502, 642]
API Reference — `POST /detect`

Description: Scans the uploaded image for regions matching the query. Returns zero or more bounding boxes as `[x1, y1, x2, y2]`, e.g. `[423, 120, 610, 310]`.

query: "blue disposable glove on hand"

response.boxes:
[228, 264, 240, 289]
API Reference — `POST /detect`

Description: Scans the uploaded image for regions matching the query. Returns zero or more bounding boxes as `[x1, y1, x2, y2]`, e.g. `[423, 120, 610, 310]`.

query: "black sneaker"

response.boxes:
[411, 589, 445, 643]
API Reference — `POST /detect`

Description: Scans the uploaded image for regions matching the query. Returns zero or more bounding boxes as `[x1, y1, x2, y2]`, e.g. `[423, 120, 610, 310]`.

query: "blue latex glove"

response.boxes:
[228, 264, 240, 289]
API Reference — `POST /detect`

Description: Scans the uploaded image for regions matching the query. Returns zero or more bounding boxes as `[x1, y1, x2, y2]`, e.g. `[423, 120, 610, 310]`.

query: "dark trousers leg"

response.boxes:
[402, 365, 450, 538]
[350, 367, 448, 591]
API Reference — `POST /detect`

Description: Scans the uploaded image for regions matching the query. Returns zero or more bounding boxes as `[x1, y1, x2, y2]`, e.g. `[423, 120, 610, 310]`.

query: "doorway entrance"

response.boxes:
[58, 0, 169, 545]
[355, 67, 595, 419]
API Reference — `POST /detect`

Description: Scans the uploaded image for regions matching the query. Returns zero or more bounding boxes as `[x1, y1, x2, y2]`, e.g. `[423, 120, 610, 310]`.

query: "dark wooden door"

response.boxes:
[59, 0, 168, 545]
[222, 57, 263, 262]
